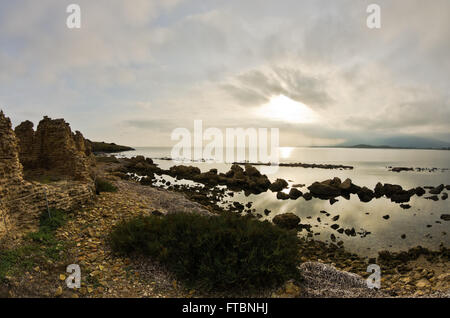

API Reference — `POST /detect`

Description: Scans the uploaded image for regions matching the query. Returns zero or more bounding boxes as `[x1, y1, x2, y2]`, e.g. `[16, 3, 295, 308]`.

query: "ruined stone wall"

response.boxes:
[1, 111, 95, 239]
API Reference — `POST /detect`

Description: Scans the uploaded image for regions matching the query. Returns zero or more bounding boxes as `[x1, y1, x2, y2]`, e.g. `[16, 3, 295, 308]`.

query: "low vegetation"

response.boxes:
[95, 178, 118, 193]
[0, 209, 69, 282]
[109, 213, 300, 292]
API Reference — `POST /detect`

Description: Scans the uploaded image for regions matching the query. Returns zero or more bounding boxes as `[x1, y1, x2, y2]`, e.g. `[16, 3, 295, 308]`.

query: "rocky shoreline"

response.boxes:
[1, 111, 448, 298]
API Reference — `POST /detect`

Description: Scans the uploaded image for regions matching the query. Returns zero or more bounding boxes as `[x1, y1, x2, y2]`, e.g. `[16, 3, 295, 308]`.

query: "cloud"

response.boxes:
[0, 0, 449, 147]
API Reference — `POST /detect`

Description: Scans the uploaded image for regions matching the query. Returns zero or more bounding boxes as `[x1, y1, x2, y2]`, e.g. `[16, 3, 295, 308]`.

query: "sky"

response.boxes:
[0, 0, 449, 147]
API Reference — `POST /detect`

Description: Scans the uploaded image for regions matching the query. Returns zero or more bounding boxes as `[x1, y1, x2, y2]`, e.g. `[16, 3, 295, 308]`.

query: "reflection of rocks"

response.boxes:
[441, 214, 450, 221]
[272, 213, 300, 229]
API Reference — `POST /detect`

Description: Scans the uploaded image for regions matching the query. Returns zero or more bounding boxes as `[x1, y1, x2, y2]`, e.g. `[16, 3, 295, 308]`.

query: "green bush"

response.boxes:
[95, 178, 118, 193]
[109, 213, 300, 292]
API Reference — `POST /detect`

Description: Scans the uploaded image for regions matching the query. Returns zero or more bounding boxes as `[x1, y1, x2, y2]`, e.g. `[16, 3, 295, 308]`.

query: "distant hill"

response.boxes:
[88, 140, 135, 153]
[337, 136, 450, 150]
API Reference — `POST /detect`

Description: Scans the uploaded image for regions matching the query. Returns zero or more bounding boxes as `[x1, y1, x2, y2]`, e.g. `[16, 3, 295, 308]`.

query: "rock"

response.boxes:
[140, 177, 153, 186]
[332, 215, 340, 221]
[269, 178, 289, 192]
[329, 198, 338, 205]
[331, 224, 340, 230]
[264, 209, 271, 216]
[357, 187, 374, 202]
[415, 187, 425, 196]
[425, 195, 439, 201]
[344, 228, 356, 237]
[442, 192, 448, 200]
[374, 182, 384, 198]
[401, 234, 406, 239]
[391, 167, 414, 173]
[15, 116, 92, 181]
[383, 215, 390, 220]
[339, 178, 352, 191]
[276, 191, 290, 200]
[390, 189, 414, 203]
[272, 213, 300, 229]
[308, 181, 341, 199]
[400, 204, 411, 209]
[288, 188, 303, 200]
[415, 279, 431, 289]
[383, 184, 403, 197]
[429, 184, 444, 195]
[440, 214, 450, 221]
[303, 192, 312, 201]
[55, 286, 63, 297]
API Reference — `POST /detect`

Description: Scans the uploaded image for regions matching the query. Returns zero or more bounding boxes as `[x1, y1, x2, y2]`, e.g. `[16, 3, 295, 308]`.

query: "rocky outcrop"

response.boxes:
[15, 116, 92, 181]
[1, 111, 94, 239]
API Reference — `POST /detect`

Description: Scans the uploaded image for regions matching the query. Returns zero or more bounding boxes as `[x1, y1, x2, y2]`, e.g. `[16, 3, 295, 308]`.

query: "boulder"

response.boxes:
[357, 187, 374, 202]
[429, 184, 444, 195]
[308, 181, 341, 199]
[273, 213, 300, 229]
[383, 184, 403, 197]
[269, 178, 289, 192]
[415, 187, 425, 197]
[374, 182, 384, 198]
[277, 191, 290, 200]
[339, 178, 352, 191]
[288, 188, 303, 200]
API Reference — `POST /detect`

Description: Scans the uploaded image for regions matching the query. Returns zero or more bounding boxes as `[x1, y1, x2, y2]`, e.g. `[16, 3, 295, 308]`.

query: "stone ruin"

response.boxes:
[0, 111, 95, 239]
[14, 116, 93, 181]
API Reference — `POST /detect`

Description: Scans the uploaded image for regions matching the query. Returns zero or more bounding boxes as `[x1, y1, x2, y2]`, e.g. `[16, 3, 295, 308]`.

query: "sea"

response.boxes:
[114, 147, 450, 257]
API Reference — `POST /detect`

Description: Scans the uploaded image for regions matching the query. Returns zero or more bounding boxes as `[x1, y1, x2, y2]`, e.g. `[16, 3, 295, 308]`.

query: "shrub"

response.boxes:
[109, 213, 300, 292]
[95, 178, 118, 193]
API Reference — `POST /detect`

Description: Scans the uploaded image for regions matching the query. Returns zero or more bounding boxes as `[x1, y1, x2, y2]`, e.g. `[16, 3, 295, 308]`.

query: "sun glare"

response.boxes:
[259, 95, 318, 123]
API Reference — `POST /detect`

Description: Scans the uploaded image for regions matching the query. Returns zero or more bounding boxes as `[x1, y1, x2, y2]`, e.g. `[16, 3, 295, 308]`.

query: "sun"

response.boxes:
[259, 95, 318, 123]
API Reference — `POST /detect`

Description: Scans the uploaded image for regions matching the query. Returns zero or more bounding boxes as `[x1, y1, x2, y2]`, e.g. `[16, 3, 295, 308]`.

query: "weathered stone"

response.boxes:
[15, 116, 92, 181]
[357, 187, 374, 202]
[269, 178, 288, 192]
[272, 213, 300, 229]
[308, 181, 341, 199]
[276, 191, 290, 200]
[288, 188, 303, 200]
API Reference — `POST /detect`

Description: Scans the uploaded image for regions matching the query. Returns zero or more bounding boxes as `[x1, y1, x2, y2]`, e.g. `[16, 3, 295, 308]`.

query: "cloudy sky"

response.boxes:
[0, 0, 449, 147]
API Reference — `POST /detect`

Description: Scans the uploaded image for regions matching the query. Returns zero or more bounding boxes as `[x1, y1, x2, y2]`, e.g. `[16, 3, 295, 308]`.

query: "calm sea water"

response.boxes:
[116, 147, 450, 257]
